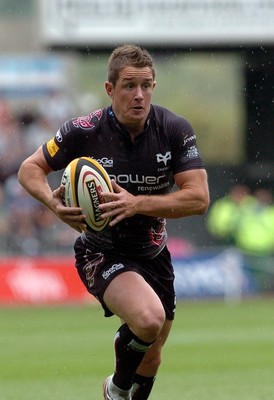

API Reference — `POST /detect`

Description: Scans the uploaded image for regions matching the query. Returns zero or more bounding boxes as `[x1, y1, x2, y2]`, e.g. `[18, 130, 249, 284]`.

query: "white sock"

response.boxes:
[108, 376, 132, 400]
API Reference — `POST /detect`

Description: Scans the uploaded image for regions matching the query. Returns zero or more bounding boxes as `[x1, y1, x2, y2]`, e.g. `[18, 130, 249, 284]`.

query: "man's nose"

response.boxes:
[134, 86, 144, 99]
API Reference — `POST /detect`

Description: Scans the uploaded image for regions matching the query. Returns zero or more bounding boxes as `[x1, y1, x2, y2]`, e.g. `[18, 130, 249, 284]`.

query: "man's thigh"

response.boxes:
[103, 270, 165, 331]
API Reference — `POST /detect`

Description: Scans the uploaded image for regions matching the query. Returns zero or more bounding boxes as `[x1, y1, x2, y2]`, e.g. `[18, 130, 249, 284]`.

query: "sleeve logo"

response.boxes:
[46, 138, 59, 157]
[187, 146, 199, 159]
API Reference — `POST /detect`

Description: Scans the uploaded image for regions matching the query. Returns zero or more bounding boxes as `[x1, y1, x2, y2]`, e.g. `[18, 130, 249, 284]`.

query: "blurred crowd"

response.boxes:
[207, 184, 274, 256]
[0, 93, 78, 256]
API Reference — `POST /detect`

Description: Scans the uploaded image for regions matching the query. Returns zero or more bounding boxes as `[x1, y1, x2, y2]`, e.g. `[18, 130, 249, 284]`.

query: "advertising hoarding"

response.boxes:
[40, 0, 274, 47]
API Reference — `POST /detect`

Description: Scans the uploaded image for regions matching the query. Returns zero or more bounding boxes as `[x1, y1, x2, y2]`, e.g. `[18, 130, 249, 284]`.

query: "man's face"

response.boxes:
[105, 66, 156, 131]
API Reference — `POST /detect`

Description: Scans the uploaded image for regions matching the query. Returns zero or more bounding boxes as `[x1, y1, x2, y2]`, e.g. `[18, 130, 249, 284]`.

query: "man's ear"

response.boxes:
[105, 81, 113, 99]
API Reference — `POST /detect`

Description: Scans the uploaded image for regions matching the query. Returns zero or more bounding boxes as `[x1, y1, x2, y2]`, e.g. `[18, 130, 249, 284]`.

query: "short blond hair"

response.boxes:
[107, 44, 155, 86]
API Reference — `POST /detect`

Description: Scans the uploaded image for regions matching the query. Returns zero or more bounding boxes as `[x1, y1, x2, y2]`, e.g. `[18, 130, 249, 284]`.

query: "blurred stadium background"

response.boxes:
[1, 0, 274, 303]
[0, 1, 274, 399]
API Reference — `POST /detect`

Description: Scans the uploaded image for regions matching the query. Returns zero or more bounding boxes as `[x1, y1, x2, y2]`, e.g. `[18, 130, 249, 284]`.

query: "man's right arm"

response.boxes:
[18, 146, 87, 233]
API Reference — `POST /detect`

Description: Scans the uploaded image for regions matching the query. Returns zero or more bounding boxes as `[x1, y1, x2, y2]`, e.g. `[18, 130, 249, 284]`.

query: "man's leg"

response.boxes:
[112, 323, 154, 390]
[103, 271, 166, 398]
[132, 320, 173, 399]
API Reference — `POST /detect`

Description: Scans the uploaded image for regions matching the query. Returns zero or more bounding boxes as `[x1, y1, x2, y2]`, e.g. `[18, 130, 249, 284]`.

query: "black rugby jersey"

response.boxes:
[43, 105, 205, 258]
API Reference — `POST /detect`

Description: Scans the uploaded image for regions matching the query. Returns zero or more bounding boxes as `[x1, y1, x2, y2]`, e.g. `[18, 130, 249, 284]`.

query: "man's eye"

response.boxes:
[143, 84, 152, 90]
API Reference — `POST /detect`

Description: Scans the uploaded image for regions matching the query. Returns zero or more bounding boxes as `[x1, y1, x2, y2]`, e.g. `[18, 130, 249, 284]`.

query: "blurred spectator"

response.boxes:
[234, 188, 274, 256]
[0, 183, 9, 252]
[0, 96, 11, 127]
[0, 114, 26, 182]
[0, 97, 78, 256]
[33, 203, 78, 254]
[4, 174, 41, 255]
[206, 184, 256, 245]
[2, 174, 77, 256]
[38, 89, 75, 128]
[207, 185, 274, 256]
[21, 114, 55, 155]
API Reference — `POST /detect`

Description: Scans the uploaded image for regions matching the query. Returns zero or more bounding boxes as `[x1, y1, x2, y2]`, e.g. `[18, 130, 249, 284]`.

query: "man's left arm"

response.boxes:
[100, 169, 210, 226]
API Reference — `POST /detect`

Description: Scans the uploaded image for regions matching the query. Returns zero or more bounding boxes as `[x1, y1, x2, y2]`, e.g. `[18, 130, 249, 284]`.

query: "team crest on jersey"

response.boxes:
[72, 109, 103, 130]
[149, 225, 166, 247]
[156, 151, 171, 166]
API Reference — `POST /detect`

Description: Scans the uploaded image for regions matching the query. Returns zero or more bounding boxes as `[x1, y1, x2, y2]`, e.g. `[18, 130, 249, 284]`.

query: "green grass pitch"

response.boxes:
[1, 297, 274, 399]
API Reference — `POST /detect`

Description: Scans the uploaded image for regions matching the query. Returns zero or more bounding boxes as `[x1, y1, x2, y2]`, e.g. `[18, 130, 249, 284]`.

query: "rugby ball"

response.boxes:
[61, 157, 113, 232]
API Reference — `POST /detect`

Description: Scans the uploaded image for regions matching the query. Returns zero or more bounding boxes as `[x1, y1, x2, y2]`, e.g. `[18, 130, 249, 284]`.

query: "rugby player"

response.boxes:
[18, 44, 209, 400]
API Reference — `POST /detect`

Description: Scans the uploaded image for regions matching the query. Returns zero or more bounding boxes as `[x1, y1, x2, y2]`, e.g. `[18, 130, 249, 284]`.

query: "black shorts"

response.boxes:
[74, 236, 176, 320]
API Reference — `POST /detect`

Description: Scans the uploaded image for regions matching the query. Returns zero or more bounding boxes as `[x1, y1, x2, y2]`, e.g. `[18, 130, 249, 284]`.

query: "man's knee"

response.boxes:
[130, 306, 166, 342]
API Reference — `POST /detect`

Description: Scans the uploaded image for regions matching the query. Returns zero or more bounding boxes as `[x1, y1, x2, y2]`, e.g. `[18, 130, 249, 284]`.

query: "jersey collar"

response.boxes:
[107, 106, 151, 136]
